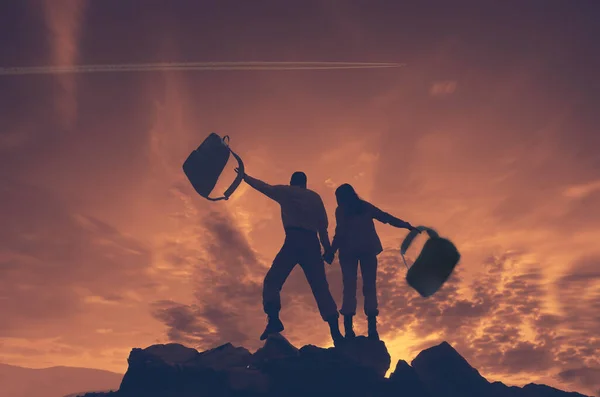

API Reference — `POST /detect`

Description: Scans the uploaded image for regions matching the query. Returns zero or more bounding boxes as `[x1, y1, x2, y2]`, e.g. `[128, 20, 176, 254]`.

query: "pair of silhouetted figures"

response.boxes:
[236, 168, 419, 345]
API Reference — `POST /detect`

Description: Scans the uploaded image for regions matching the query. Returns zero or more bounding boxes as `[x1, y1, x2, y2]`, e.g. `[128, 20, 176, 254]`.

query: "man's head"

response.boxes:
[290, 171, 307, 188]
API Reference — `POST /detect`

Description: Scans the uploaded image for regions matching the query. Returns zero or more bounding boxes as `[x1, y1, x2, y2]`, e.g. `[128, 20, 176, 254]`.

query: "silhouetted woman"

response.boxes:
[324, 184, 418, 340]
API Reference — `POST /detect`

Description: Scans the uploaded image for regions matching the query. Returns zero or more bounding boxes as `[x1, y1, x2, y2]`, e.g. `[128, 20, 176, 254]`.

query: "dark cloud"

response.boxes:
[500, 342, 555, 372]
[151, 210, 265, 350]
[554, 258, 600, 334]
[558, 367, 600, 397]
[150, 301, 208, 346]
[192, 211, 265, 348]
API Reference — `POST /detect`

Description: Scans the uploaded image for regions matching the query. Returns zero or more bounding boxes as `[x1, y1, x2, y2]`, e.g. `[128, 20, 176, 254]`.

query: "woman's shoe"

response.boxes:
[327, 316, 344, 346]
[344, 315, 356, 338]
[367, 315, 380, 341]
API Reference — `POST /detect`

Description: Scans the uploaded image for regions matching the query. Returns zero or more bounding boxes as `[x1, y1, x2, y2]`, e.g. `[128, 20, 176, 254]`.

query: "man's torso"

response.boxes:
[273, 186, 327, 233]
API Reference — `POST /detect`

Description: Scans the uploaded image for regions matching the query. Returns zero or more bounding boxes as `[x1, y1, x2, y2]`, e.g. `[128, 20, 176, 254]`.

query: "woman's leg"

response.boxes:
[339, 253, 359, 317]
[360, 254, 380, 340]
[360, 254, 379, 317]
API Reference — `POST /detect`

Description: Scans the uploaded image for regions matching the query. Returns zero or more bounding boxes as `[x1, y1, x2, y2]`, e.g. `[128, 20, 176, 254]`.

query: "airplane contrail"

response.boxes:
[0, 61, 405, 76]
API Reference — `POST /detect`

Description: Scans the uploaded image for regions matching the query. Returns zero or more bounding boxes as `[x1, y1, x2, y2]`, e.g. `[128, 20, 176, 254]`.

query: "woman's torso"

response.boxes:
[336, 203, 383, 257]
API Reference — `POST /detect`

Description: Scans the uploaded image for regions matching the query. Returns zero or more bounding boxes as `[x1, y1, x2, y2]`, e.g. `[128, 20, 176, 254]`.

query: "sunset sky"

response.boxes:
[1, 1, 599, 396]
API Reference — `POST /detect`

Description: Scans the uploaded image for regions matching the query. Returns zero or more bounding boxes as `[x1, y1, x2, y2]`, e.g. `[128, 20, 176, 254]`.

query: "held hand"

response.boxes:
[323, 250, 335, 265]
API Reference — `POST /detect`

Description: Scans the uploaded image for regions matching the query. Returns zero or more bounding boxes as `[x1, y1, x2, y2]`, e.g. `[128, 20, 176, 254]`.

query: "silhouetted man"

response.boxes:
[235, 168, 343, 344]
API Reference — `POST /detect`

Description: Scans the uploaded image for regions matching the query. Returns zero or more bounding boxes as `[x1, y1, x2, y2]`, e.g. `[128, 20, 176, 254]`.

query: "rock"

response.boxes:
[195, 342, 253, 371]
[227, 367, 270, 394]
[252, 334, 299, 368]
[81, 339, 593, 397]
[388, 359, 432, 397]
[335, 336, 391, 377]
[258, 337, 390, 397]
[521, 383, 590, 397]
[411, 341, 490, 397]
[141, 343, 200, 365]
[118, 342, 248, 397]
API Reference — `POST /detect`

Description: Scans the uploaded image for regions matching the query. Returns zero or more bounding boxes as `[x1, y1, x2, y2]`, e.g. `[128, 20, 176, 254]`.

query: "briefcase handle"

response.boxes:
[400, 226, 439, 269]
[206, 135, 245, 202]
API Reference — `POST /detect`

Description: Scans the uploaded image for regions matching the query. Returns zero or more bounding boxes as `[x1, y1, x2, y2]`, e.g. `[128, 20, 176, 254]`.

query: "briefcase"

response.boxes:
[182, 133, 245, 201]
[400, 227, 460, 298]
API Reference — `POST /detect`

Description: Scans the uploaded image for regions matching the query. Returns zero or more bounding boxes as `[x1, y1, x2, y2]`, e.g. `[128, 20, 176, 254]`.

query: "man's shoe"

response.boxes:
[344, 315, 356, 338]
[260, 316, 284, 340]
[367, 315, 380, 341]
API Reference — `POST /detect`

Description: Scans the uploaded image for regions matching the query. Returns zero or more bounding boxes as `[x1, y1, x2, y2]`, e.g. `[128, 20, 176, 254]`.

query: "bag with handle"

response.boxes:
[400, 226, 460, 298]
[182, 133, 245, 201]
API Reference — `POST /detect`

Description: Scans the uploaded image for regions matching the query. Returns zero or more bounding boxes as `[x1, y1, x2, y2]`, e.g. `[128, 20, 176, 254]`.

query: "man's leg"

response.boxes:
[298, 236, 343, 344]
[261, 241, 297, 340]
[360, 254, 380, 340]
[339, 253, 359, 338]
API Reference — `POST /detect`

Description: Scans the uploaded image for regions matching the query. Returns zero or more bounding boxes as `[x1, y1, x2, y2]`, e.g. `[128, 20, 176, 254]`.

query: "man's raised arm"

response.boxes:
[237, 169, 282, 201]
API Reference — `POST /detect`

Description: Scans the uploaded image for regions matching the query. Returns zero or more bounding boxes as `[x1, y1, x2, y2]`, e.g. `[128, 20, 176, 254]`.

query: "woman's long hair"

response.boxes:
[335, 184, 367, 215]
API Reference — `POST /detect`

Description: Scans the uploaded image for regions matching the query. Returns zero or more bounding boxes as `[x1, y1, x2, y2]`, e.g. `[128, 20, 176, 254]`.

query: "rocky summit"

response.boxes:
[76, 337, 591, 397]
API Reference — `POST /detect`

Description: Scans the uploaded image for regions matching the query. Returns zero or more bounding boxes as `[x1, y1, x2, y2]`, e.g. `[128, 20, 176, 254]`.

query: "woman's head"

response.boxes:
[335, 184, 363, 213]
